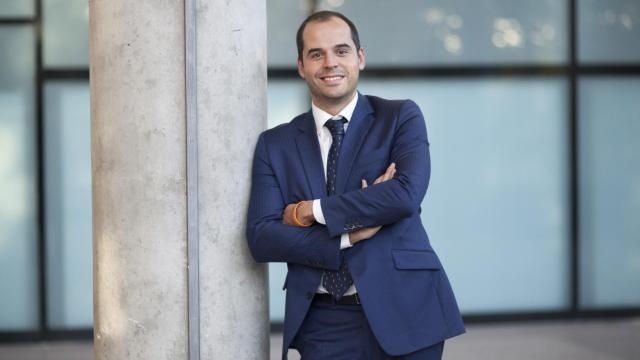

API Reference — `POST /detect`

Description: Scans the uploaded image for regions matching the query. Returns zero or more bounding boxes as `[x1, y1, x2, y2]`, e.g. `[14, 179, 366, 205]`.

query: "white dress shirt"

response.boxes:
[311, 92, 358, 295]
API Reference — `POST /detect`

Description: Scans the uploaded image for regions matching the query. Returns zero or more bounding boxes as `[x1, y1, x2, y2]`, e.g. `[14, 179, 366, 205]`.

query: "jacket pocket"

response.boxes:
[392, 250, 442, 270]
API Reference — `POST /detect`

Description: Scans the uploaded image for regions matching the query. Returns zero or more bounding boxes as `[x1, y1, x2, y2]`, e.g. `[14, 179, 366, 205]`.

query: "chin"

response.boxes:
[323, 88, 351, 99]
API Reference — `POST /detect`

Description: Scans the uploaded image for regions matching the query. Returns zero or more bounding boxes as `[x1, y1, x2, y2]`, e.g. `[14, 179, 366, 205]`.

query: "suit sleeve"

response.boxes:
[245, 133, 341, 270]
[320, 100, 430, 237]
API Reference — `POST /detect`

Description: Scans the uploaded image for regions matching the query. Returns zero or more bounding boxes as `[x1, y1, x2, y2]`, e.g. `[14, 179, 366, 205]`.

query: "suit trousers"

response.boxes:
[291, 299, 444, 360]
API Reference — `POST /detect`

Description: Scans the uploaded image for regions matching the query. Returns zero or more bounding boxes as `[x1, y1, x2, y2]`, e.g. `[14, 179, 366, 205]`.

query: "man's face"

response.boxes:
[297, 17, 365, 111]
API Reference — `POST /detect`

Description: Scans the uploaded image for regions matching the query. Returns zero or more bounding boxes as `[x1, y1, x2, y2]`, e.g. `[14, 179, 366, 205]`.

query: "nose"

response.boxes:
[323, 52, 338, 68]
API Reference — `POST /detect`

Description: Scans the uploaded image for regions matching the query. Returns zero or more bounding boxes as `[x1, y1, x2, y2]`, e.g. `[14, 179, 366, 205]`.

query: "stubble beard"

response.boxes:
[309, 77, 358, 112]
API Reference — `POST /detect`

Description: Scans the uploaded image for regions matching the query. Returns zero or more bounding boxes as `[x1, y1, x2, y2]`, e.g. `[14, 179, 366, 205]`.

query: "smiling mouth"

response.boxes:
[319, 75, 345, 83]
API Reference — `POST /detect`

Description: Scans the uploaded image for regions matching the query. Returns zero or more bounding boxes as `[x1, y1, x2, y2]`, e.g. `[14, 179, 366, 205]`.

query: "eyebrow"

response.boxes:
[306, 48, 322, 56]
[305, 43, 353, 56]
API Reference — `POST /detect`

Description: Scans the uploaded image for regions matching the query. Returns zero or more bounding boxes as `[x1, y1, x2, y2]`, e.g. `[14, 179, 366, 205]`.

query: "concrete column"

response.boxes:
[195, 0, 269, 358]
[90, 0, 268, 358]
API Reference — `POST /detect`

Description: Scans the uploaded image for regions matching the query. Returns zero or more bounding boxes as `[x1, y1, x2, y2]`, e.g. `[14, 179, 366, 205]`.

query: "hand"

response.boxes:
[370, 162, 395, 186]
[283, 200, 314, 227]
[348, 163, 396, 244]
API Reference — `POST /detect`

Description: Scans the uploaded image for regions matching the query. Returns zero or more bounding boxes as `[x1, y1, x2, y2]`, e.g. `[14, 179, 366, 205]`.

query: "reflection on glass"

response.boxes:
[578, 0, 640, 63]
[44, 81, 93, 328]
[0, 1, 35, 17]
[0, 26, 38, 330]
[492, 17, 524, 48]
[579, 77, 640, 308]
[43, 0, 89, 67]
[315, 0, 567, 65]
[359, 78, 569, 313]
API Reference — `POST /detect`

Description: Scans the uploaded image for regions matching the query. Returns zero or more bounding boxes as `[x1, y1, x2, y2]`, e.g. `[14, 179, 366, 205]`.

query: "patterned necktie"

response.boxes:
[322, 117, 353, 300]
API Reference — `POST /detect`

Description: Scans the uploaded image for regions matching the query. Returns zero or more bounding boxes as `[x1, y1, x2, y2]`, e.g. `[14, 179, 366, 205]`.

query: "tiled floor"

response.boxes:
[1, 318, 638, 360]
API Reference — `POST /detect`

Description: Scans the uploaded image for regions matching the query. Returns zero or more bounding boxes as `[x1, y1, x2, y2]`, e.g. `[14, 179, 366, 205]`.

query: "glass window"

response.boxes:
[0, 26, 38, 330]
[0, 1, 35, 18]
[267, 80, 308, 129]
[268, 0, 310, 67]
[316, 0, 568, 66]
[43, 0, 89, 68]
[269, 262, 287, 322]
[578, 0, 640, 63]
[44, 81, 93, 328]
[360, 78, 570, 313]
[579, 77, 640, 308]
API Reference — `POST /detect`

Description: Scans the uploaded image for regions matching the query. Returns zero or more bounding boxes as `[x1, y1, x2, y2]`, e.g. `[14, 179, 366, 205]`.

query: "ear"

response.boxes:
[358, 48, 366, 71]
[297, 58, 306, 79]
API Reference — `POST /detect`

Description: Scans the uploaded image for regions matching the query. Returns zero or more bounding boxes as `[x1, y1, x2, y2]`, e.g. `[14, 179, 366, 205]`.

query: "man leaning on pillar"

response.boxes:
[247, 11, 465, 360]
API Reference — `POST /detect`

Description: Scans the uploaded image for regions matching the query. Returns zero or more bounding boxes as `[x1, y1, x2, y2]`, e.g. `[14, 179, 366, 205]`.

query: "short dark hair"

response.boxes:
[296, 11, 361, 61]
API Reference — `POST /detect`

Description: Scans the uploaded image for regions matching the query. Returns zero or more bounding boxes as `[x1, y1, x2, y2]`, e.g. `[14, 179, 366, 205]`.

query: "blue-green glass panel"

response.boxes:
[43, 0, 89, 67]
[578, 0, 640, 63]
[0, 1, 35, 17]
[579, 77, 640, 308]
[265, 77, 570, 316]
[44, 81, 93, 328]
[359, 78, 570, 313]
[268, 0, 310, 67]
[0, 26, 38, 331]
[316, 0, 568, 66]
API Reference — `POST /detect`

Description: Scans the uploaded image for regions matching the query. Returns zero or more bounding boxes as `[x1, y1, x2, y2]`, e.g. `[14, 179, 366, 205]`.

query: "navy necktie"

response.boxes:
[322, 117, 353, 299]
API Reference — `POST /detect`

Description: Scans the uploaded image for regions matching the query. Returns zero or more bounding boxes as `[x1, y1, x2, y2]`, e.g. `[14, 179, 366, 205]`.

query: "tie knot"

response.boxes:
[324, 117, 347, 136]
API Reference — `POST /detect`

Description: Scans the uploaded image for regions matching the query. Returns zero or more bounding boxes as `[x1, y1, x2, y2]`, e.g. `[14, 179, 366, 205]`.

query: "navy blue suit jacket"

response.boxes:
[246, 94, 465, 358]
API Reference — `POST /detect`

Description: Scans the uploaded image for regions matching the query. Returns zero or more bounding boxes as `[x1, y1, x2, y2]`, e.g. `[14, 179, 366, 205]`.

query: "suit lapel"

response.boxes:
[335, 95, 375, 194]
[295, 111, 327, 199]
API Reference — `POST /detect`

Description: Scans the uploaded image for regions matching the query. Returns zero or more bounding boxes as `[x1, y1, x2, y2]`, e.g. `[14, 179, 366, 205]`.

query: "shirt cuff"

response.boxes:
[340, 233, 353, 249]
[312, 199, 326, 225]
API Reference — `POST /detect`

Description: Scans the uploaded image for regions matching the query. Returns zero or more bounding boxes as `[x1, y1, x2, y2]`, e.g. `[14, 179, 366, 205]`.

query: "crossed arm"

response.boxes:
[282, 163, 397, 244]
[246, 100, 430, 268]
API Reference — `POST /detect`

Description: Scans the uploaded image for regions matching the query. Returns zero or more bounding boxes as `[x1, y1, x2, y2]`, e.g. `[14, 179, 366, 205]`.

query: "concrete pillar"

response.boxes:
[195, 0, 269, 358]
[90, 0, 268, 358]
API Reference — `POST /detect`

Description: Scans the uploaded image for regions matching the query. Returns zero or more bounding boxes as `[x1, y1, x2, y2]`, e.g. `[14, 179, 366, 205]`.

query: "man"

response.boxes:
[247, 11, 465, 359]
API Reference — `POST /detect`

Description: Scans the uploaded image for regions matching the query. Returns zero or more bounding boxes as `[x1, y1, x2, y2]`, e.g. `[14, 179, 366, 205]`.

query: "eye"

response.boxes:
[336, 47, 350, 56]
[309, 52, 322, 60]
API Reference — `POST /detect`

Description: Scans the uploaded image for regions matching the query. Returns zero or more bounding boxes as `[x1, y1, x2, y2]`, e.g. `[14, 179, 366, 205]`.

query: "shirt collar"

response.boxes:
[311, 92, 359, 135]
